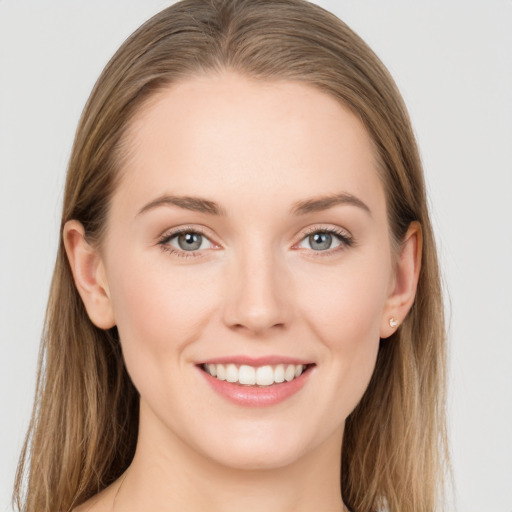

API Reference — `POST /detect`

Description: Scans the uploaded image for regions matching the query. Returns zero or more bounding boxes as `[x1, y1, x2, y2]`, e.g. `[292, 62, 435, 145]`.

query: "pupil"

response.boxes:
[310, 232, 332, 251]
[179, 233, 202, 251]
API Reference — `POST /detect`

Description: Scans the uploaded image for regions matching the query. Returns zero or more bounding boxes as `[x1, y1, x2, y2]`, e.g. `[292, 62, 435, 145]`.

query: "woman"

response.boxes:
[14, 0, 449, 511]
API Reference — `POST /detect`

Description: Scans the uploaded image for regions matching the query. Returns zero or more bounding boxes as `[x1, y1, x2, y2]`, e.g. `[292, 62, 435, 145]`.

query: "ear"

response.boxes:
[380, 221, 422, 338]
[63, 220, 116, 329]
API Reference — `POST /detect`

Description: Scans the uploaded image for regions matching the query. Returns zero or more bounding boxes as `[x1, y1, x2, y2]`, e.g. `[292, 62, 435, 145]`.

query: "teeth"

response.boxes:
[216, 364, 226, 381]
[203, 363, 308, 386]
[274, 364, 285, 383]
[285, 364, 295, 382]
[256, 365, 274, 386]
[206, 363, 217, 377]
[239, 365, 256, 385]
[226, 364, 238, 383]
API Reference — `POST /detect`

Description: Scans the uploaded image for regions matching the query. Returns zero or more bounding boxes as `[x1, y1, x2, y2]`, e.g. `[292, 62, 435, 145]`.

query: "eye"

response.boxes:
[170, 231, 209, 251]
[296, 227, 353, 254]
[157, 227, 217, 258]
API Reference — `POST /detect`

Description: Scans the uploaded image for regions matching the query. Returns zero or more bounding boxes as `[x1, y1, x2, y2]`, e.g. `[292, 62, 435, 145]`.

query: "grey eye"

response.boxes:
[178, 232, 202, 251]
[298, 231, 344, 252]
[168, 232, 212, 251]
[309, 232, 333, 251]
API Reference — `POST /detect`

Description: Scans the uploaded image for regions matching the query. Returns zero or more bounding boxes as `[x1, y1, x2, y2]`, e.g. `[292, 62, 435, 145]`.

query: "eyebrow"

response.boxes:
[290, 192, 371, 216]
[138, 195, 228, 216]
[137, 192, 371, 217]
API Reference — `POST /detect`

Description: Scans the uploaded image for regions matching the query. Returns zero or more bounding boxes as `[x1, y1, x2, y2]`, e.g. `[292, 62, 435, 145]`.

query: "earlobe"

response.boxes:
[63, 220, 116, 330]
[380, 221, 422, 339]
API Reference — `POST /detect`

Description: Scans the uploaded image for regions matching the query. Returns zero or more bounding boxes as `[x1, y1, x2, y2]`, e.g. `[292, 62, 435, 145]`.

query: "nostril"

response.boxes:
[221, 274, 291, 335]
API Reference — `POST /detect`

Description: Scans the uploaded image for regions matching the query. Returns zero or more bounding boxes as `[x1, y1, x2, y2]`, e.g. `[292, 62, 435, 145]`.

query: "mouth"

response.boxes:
[200, 362, 314, 387]
[196, 356, 316, 406]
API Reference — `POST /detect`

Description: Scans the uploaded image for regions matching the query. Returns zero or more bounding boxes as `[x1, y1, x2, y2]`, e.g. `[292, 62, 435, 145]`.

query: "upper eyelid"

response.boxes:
[157, 224, 214, 242]
[300, 225, 351, 237]
[294, 226, 353, 249]
[157, 224, 352, 252]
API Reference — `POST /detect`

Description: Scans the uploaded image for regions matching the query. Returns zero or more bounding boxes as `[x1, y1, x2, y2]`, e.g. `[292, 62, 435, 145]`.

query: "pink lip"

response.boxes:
[196, 364, 314, 408]
[197, 355, 313, 366]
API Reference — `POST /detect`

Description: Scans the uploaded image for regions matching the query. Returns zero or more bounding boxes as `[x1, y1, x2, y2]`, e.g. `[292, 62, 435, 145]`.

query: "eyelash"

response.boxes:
[300, 226, 354, 256]
[157, 226, 212, 259]
[157, 225, 354, 259]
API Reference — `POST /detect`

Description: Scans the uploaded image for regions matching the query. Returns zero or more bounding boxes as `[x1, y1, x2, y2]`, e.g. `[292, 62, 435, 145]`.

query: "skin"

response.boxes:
[66, 70, 421, 512]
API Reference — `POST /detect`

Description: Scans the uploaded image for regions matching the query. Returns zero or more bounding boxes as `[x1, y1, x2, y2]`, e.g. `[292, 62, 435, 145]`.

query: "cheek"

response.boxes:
[294, 255, 390, 408]
[297, 255, 389, 344]
[106, 250, 217, 373]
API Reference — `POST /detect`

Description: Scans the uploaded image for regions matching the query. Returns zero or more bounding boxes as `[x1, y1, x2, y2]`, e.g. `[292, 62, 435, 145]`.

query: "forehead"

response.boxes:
[115, 71, 385, 218]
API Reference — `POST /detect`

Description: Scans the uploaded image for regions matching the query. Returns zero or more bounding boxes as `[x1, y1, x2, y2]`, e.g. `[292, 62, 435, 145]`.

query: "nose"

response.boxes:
[222, 244, 292, 336]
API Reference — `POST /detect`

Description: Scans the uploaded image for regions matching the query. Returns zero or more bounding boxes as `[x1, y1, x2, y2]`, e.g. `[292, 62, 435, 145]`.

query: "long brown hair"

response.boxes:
[14, 1, 449, 511]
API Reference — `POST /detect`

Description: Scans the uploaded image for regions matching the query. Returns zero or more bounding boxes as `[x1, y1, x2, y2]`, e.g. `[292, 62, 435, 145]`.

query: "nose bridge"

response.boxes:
[222, 236, 291, 335]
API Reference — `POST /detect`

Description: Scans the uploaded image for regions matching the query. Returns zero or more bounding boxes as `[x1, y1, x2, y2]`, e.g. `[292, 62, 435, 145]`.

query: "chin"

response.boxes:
[190, 421, 321, 472]
[206, 444, 305, 472]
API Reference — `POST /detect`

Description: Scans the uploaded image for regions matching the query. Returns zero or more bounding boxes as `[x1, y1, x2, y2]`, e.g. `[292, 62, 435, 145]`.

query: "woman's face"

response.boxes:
[92, 71, 399, 469]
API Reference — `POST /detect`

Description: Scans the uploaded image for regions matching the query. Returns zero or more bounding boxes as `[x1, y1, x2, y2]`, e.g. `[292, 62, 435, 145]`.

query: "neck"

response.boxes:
[114, 404, 347, 512]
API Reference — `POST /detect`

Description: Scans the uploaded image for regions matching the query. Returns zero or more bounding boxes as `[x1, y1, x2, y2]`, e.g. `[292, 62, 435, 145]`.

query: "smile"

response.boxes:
[197, 360, 315, 407]
[202, 363, 308, 386]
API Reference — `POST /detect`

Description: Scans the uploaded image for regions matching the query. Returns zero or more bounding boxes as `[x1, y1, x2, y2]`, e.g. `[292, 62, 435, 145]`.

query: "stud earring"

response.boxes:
[389, 317, 399, 328]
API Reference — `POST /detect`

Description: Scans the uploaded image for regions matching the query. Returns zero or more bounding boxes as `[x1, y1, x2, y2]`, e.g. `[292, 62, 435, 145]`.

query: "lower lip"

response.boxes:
[197, 365, 313, 407]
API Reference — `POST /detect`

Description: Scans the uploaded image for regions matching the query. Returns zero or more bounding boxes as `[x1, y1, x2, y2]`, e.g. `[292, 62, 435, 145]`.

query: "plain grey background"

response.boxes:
[1, 1, 511, 511]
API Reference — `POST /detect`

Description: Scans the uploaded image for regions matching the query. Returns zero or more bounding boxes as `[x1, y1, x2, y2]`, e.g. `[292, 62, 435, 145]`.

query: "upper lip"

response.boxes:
[196, 355, 314, 366]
